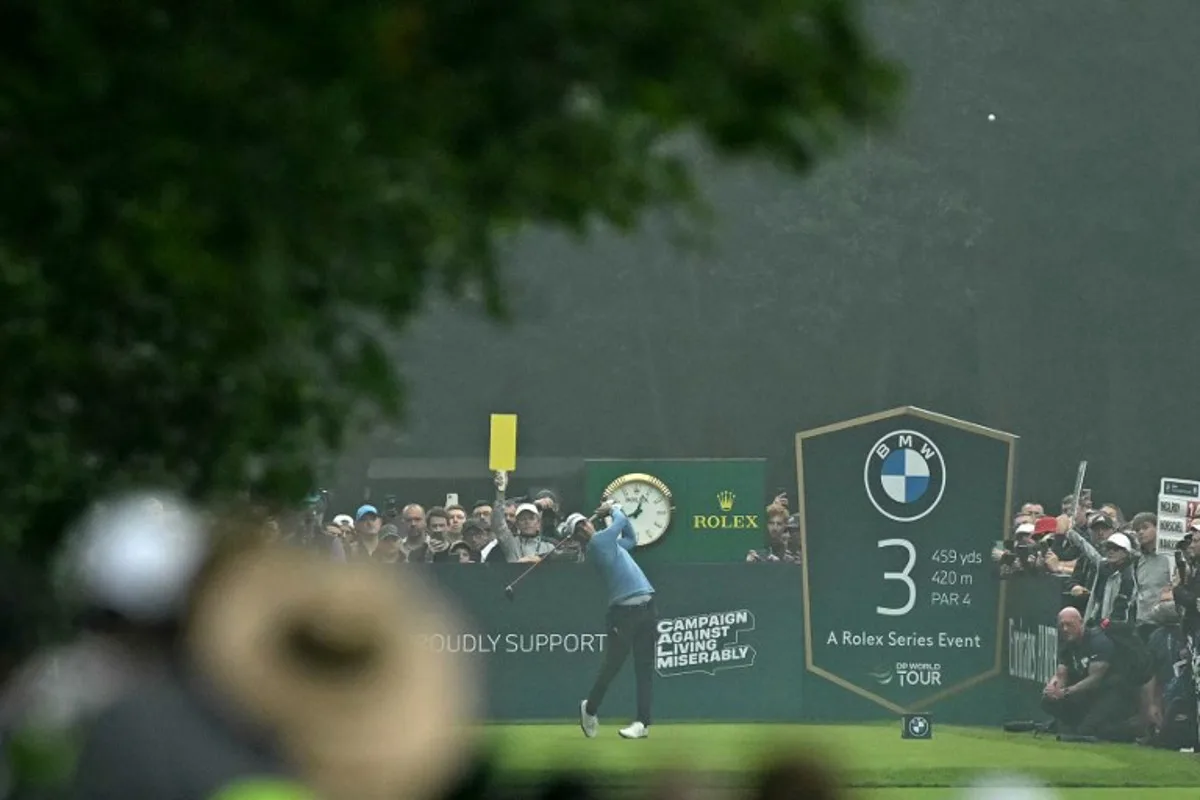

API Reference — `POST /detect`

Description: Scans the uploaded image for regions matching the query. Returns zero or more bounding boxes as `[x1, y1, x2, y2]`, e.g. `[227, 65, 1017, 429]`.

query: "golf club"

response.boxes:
[504, 511, 606, 601]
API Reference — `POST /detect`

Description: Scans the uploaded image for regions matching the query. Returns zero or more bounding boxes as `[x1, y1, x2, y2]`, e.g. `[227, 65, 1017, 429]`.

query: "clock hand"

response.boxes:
[629, 499, 645, 519]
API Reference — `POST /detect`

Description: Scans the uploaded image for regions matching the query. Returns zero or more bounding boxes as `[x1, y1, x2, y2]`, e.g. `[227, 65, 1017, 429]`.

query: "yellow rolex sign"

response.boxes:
[584, 459, 766, 563]
[692, 490, 761, 530]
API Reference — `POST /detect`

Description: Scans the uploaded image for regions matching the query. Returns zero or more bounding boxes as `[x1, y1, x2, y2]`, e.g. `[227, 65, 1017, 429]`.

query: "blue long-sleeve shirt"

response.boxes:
[587, 509, 655, 606]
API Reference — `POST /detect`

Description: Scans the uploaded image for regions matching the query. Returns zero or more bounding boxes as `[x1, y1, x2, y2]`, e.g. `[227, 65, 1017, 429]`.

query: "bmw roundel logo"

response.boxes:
[864, 430, 946, 522]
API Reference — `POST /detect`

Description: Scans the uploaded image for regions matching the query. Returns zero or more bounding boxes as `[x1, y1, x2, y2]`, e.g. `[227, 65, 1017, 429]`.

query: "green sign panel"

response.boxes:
[583, 459, 766, 563]
[415, 563, 807, 721]
[1003, 571, 1063, 722]
[797, 406, 1016, 714]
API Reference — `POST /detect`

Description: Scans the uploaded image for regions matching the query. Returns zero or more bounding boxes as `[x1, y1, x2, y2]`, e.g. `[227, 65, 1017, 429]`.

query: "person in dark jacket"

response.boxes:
[1171, 530, 1200, 747]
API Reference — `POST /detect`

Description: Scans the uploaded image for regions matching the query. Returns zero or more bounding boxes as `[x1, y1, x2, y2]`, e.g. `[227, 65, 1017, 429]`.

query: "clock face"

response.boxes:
[603, 473, 673, 546]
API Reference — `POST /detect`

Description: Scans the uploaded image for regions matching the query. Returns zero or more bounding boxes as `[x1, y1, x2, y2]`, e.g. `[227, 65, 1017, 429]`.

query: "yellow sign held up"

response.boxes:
[489, 414, 518, 472]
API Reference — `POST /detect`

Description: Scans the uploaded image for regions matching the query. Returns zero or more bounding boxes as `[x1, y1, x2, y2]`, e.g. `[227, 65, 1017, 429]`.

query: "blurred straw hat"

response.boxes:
[186, 544, 476, 800]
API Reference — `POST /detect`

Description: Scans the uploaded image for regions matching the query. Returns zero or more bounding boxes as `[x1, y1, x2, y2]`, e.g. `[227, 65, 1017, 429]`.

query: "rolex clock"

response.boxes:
[601, 473, 674, 546]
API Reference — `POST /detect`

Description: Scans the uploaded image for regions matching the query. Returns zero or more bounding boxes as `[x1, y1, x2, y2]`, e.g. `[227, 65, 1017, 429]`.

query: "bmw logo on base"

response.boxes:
[901, 713, 933, 740]
[864, 430, 946, 523]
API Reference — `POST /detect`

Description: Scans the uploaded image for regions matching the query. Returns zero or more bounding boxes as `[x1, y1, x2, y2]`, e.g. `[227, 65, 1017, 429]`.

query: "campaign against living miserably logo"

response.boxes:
[655, 610, 756, 677]
[864, 429, 946, 523]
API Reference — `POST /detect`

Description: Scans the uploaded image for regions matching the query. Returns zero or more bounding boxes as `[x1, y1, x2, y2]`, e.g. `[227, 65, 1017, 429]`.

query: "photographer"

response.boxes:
[1042, 607, 1139, 741]
[993, 521, 1048, 577]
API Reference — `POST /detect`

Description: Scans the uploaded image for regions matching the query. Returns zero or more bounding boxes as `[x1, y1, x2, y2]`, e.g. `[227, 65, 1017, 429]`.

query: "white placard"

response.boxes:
[1160, 516, 1187, 535]
[1159, 496, 1191, 517]
[1161, 478, 1200, 499]
[1158, 533, 1185, 554]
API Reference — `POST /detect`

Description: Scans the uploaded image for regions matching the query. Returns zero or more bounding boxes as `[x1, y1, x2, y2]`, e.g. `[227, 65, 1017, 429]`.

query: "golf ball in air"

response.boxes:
[987, 113, 996, 121]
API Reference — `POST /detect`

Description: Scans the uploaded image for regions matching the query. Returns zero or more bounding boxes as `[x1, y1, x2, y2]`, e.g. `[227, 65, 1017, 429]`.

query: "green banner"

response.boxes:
[1003, 573, 1063, 720]
[415, 563, 806, 721]
[583, 459, 766, 563]
[797, 407, 1016, 715]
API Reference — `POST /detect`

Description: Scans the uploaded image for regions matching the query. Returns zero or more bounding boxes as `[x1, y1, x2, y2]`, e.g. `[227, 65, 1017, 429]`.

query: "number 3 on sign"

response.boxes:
[877, 539, 916, 616]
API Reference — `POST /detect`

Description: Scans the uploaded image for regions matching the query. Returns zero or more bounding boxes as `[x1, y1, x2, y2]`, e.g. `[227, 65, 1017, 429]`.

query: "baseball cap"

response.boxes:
[516, 503, 540, 517]
[332, 514, 353, 527]
[379, 525, 401, 541]
[356, 504, 379, 521]
[1088, 513, 1114, 529]
[1032, 516, 1058, 537]
[563, 512, 589, 532]
[1190, 518, 1200, 532]
[1104, 532, 1134, 553]
[1016, 522, 1036, 536]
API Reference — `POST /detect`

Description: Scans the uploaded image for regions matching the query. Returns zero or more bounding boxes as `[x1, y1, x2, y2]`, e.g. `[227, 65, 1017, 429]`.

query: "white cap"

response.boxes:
[1105, 532, 1134, 553]
[1016, 522, 1035, 536]
[59, 491, 208, 623]
[1190, 518, 1200, 532]
[332, 514, 353, 527]
[516, 503, 540, 517]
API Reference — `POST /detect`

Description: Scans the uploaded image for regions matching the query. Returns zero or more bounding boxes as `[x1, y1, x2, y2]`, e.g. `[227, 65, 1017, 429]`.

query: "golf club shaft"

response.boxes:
[505, 523, 592, 593]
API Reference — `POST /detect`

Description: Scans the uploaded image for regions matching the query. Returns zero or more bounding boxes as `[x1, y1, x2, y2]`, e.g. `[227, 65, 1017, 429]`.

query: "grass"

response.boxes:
[484, 722, 1200, 792]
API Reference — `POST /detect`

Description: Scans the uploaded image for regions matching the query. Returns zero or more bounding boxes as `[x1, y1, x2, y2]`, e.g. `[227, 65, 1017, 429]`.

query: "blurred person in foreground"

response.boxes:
[1042, 607, 1138, 741]
[70, 535, 478, 800]
[0, 556, 65, 797]
[1, 492, 208, 796]
[576, 501, 657, 740]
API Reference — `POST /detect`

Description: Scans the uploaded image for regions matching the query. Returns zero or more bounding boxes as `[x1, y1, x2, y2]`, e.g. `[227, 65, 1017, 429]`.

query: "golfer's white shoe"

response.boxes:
[579, 700, 598, 738]
[618, 721, 649, 739]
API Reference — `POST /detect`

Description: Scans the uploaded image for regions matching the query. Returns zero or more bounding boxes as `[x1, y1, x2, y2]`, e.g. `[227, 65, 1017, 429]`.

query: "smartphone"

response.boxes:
[445, 492, 459, 508]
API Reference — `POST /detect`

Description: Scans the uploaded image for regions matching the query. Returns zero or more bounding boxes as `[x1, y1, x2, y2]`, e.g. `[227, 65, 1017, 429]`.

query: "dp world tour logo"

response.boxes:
[864, 430, 946, 523]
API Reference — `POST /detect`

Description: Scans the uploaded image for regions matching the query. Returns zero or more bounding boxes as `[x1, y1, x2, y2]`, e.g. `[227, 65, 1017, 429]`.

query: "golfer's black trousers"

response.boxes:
[586, 598, 657, 725]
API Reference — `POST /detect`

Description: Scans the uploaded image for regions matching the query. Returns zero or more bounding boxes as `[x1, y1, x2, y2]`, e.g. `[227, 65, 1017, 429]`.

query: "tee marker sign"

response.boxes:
[489, 414, 518, 473]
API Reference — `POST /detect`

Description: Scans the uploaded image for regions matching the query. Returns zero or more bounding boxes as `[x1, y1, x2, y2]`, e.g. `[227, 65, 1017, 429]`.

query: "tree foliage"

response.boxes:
[0, 0, 898, 559]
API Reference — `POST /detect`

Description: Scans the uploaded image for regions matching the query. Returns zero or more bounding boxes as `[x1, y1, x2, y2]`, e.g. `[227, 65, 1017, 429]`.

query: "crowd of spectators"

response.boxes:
[994, 491, 1200, 750]
[298, 475, 804, 567]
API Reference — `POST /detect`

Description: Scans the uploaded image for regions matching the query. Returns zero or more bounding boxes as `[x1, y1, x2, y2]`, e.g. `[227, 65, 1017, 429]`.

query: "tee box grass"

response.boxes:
[484, 722, 1200, 796]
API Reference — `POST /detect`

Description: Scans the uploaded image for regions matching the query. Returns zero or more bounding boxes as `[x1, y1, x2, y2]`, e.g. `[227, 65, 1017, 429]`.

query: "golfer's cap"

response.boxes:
[516, 503, 540, 517]
[1105, 532, 1134, 553]
[564, 512, 588, 531]
[1032, 516, 1058, 537]
[332, 514, 353, 527]
[356, 504, 379, 521]
[1016, 522, 1036, 536]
